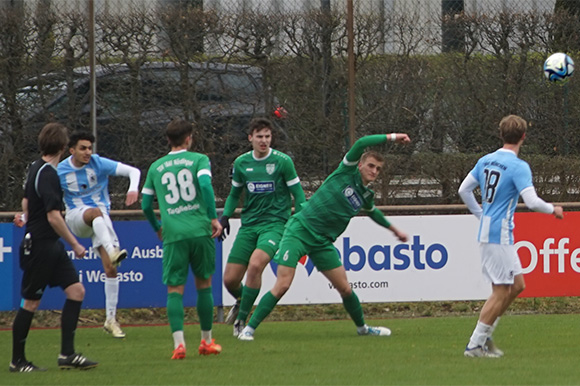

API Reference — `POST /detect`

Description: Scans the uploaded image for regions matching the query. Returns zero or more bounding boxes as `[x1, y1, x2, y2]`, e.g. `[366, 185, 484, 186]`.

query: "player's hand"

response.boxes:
[72, 243, 86, 259]
[553, 205, 564, 219]
[391, 227, 408, 243]
[13, 213, 26, 227]
[211, 218, 223, 239]
[218, 216, 230, 242]
[394, 134, 411, 144]
[156, 227, 163, 241]
[125, 191, 138, 206]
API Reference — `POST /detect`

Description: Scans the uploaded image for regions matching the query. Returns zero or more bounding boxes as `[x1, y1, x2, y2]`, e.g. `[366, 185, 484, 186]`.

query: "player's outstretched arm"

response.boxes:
[345, 133, 411, 164]
[367, 207, 408, 242]
[388, 224, 408, 243]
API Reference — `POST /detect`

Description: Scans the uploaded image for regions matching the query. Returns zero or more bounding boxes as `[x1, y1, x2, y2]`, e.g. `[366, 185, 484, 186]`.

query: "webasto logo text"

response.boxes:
[339, 236, 448, 271]
[78, 270, 144, 283]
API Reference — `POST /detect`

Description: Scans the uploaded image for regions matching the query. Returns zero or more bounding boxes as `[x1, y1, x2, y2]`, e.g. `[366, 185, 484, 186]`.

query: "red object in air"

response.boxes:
[273, 105, 288, 119]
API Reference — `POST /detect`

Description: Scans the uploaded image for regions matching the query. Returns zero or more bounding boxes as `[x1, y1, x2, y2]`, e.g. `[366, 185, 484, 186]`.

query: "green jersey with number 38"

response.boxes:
[142, 150, 212, 243]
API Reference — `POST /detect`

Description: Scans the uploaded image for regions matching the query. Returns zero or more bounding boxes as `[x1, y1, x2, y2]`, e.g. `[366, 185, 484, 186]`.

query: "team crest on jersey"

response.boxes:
[343, 185, 362, 211]
[85, 169, 97, 188]
[266, 163, 275, 175]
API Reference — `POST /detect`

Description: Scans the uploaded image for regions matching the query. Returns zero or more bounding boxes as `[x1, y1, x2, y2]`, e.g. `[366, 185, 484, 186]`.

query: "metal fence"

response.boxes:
[1, 0, 580, 212]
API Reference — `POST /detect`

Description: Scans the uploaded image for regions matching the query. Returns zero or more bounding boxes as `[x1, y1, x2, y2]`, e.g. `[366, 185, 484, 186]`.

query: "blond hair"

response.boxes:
[499, 115, 527, 144]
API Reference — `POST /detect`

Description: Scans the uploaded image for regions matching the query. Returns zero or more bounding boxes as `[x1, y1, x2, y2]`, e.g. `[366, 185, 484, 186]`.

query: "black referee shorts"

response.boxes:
[20, 238, 80, 300]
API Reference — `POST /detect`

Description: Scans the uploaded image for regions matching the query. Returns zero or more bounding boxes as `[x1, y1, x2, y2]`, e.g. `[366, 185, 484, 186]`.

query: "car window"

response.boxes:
[40, 63, 266, 125]
[46, 82, 89, 118]
[194, 72, 222, 101]
[98, 74, 137, 115]
[141, 69, 182, 106]
[220, 72, 258, 98]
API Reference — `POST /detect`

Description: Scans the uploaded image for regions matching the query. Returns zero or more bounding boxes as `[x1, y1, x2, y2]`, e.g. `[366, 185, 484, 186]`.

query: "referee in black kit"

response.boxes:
[10, 123, 98, 372]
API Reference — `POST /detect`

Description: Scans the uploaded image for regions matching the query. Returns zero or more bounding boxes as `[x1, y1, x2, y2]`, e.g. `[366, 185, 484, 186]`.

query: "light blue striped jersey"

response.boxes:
[470, 149, 533, 245]
[57, 154, 119, 213]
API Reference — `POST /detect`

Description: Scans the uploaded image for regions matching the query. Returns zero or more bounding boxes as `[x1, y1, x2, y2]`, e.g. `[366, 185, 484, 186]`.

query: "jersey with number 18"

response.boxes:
[469, 148, 533, 245]
[142, 150, 212, 243]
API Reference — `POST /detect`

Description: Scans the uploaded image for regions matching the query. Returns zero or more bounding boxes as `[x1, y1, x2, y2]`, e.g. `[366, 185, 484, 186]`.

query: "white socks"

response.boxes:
[201, 330, 212, 343]
[357, 325, 369, 335]
[105, 277, 119, 321]
[173, 331, 185, 349]
[467, 321, 492, 349]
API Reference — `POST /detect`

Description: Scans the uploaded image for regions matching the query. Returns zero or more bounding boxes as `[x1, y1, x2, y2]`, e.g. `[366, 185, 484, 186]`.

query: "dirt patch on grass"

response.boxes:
[1, 297, 579, 330]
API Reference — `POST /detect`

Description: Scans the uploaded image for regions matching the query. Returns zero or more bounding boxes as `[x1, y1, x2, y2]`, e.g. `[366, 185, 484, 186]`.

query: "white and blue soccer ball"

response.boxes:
[543, 53, 574, 82]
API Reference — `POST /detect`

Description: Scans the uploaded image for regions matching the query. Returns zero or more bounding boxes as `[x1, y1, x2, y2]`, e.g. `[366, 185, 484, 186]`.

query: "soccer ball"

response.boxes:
[543, 53, 574, 82]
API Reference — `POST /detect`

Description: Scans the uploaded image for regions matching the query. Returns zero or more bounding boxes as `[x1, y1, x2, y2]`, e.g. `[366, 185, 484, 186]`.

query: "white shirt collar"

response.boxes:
[252, 148, 272, 161]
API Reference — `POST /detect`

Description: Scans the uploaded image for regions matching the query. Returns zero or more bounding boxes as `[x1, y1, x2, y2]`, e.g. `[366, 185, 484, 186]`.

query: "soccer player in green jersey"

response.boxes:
[238, 133, 410, 341]
[141, 119, 223, 359]
[219, 117, 306, 336]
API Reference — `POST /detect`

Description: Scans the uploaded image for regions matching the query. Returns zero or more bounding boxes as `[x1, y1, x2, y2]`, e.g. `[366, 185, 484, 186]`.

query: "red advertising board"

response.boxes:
[514, 211, 580, 297]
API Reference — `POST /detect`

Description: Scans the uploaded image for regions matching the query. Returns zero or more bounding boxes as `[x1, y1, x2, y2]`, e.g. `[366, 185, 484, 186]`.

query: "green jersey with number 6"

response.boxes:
[232, 149, 301, 226]
[142, 150, 212, 243]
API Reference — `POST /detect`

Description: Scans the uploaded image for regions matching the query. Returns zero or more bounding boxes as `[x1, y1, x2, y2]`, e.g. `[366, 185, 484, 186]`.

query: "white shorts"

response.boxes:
[479, 243, 523, 285]
[65, 206, 119, 250]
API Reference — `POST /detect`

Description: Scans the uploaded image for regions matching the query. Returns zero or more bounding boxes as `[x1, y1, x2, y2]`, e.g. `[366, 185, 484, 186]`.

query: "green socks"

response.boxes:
[342, 291, 365, 327]
[248, 291, 279, 329]
[167, 292, 184, 333]
[196, 287, 214, 332]
[230, 284, 244, 300]
[238, 286, 260, 322]
[168, 289, 214, 334]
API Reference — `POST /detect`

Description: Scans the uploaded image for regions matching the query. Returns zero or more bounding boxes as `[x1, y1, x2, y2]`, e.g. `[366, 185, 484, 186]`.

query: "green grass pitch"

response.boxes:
[1, 314, 579, 385]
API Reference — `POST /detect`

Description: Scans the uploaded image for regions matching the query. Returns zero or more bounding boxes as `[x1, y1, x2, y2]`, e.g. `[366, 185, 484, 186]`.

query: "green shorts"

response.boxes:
[227, 221, 285, 266]
[163, 236, 216, 286]
[274, 217, 342, 272]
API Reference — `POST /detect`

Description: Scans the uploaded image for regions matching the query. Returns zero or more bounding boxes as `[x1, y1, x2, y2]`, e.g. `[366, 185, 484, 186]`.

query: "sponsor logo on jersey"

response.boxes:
[266, 163, 276, 175]
[343, 185, 362, 211]
[247, 181, 275, 193]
